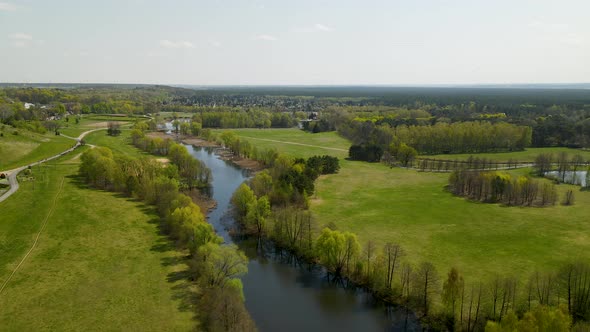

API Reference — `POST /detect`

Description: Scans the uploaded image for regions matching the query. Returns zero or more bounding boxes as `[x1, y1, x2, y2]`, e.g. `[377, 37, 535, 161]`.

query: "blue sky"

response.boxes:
[0, 0, 588, 85]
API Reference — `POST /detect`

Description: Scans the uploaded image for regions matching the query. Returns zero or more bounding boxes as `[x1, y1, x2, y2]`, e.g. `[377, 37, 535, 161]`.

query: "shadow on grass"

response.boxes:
[68, 173, 202, 322]
[167, 268, 201, 322]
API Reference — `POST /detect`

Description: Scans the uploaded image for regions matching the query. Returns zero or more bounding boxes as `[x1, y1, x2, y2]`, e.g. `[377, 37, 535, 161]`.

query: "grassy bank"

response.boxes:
[0, 148, 195, 330]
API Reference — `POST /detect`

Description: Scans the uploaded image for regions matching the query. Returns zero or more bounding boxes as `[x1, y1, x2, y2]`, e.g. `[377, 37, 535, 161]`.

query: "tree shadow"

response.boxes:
[167, 268, 201, 319]
[66, 174, 89, 189]
[151, 238, 174, 253]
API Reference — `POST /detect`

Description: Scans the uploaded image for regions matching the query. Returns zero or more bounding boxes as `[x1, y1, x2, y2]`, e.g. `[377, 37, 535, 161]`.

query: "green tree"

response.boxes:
[315, 228, 360, 276]
[245, 196, 271, 234]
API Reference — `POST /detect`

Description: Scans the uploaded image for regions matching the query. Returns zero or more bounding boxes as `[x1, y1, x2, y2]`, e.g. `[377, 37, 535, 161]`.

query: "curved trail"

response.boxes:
[0, 177, 65, 295]
[238, 135, 348, 152]
[0, 128, 103, 203]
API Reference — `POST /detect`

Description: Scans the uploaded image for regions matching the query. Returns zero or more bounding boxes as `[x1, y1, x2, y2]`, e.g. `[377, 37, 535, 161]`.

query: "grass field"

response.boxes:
[428, 147, 590, 162]
[84, 130, 148, 158]
[213, 128, 350, 158]
[219, 128, 590, 282]
[0, 129, 74, 170]
[59, 117, 134, 137]
[0, 143, 196, 330]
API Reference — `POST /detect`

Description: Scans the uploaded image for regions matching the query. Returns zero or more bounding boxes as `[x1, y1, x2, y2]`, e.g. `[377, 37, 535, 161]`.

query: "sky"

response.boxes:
[0, 0, 589, 85]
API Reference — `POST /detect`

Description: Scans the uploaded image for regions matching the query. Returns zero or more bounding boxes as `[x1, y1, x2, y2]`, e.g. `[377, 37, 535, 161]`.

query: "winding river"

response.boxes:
[185, 144, 420, 332]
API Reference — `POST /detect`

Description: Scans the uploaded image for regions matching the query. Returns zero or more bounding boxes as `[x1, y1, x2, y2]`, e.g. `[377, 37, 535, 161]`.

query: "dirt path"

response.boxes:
[0, 128, 103, 203]
[238, 136, 348, 152]
[0, 177, 65, 295]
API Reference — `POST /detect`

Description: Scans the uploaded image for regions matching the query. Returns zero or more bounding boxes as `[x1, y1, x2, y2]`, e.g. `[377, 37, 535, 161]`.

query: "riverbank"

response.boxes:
[181, 136, 265, 172]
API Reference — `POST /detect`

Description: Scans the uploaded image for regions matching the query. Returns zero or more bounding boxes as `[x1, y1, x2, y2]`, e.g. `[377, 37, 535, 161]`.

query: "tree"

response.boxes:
[249, 170, 273, 197]
[364, 240, 377, 285]
[556, 152, 570, 182]
[231, 183, 256, 222]
[442, 267, 464, 323]
[393, 143, 418, 167]
[557, 261, 590, 322]
[534, 153, 553, 176]
[485, 306, 571, 332]
[245, 196, 271, 234]
[413, 261, 439, 317]
[193, 243, 248, 288]
[383, 243, 403, 291]
[202, 282, 256, 332]
[562, 190, 575, 206]
[168, 204, 203, 244]
[315, 228, 360, 276]
[107, 121, 121, 136]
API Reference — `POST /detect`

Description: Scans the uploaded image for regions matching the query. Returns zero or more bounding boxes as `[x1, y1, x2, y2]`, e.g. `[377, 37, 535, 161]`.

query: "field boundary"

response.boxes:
[0, 177, 65, 295]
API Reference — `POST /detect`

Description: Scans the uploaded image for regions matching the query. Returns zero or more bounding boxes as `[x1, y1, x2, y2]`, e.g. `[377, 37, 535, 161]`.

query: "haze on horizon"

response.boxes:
[0, 0, 588, 86]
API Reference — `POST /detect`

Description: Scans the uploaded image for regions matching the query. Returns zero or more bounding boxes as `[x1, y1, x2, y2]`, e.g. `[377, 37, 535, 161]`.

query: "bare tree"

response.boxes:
[413, 262, 439, 317]
[384, 243, 403, 291]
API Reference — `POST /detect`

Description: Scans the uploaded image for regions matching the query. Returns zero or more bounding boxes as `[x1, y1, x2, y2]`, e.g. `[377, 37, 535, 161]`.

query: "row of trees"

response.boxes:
[340, 120, 532, 156]
[130, 124, 211, 189]
[196, 109, 299, 129]
[534, 152, 589, 179]
[449, 171, 559, 207]
[79, 145, 255, 331]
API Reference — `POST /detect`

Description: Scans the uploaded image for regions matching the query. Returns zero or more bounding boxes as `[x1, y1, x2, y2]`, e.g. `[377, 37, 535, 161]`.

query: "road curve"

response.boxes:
[0, 128, 104, 203]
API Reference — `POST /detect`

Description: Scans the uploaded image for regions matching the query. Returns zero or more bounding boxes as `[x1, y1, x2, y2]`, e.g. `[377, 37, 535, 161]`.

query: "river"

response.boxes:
[185, 144, 420, 332]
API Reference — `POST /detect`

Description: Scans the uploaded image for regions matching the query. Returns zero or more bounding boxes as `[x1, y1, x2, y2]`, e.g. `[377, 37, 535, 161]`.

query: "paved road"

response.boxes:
[0, 128, 103, 203]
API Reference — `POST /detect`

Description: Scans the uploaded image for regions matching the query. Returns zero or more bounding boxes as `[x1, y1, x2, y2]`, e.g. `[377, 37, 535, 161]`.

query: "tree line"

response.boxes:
[534, 152, 590, 180]
[448, 170, 559, 207]
[79, 138, 254, 331]
[339, 120, 531, 156]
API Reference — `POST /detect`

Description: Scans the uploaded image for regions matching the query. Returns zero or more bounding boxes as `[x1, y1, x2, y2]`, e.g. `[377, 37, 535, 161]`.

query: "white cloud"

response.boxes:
[159, 39, 195, 49]
[210, 41, 222, 47]
[0, 2, 17, 11]
[9, 33, 32, 40]
[8, 33, 33, 48]
[255, 34, 277, 41]
[314, 23, 334, 32]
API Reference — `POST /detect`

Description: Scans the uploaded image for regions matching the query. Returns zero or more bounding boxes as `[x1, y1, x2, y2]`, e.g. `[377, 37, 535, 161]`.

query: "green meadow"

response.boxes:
[0, 128, 74, 170]
[225, 128, 590, 281]
[213, 128, 350, 158]
[0, 138, 196, 331]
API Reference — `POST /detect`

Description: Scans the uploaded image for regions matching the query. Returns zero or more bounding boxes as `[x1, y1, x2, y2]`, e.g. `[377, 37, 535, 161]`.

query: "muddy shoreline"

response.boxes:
[181, 137, 265, 172]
